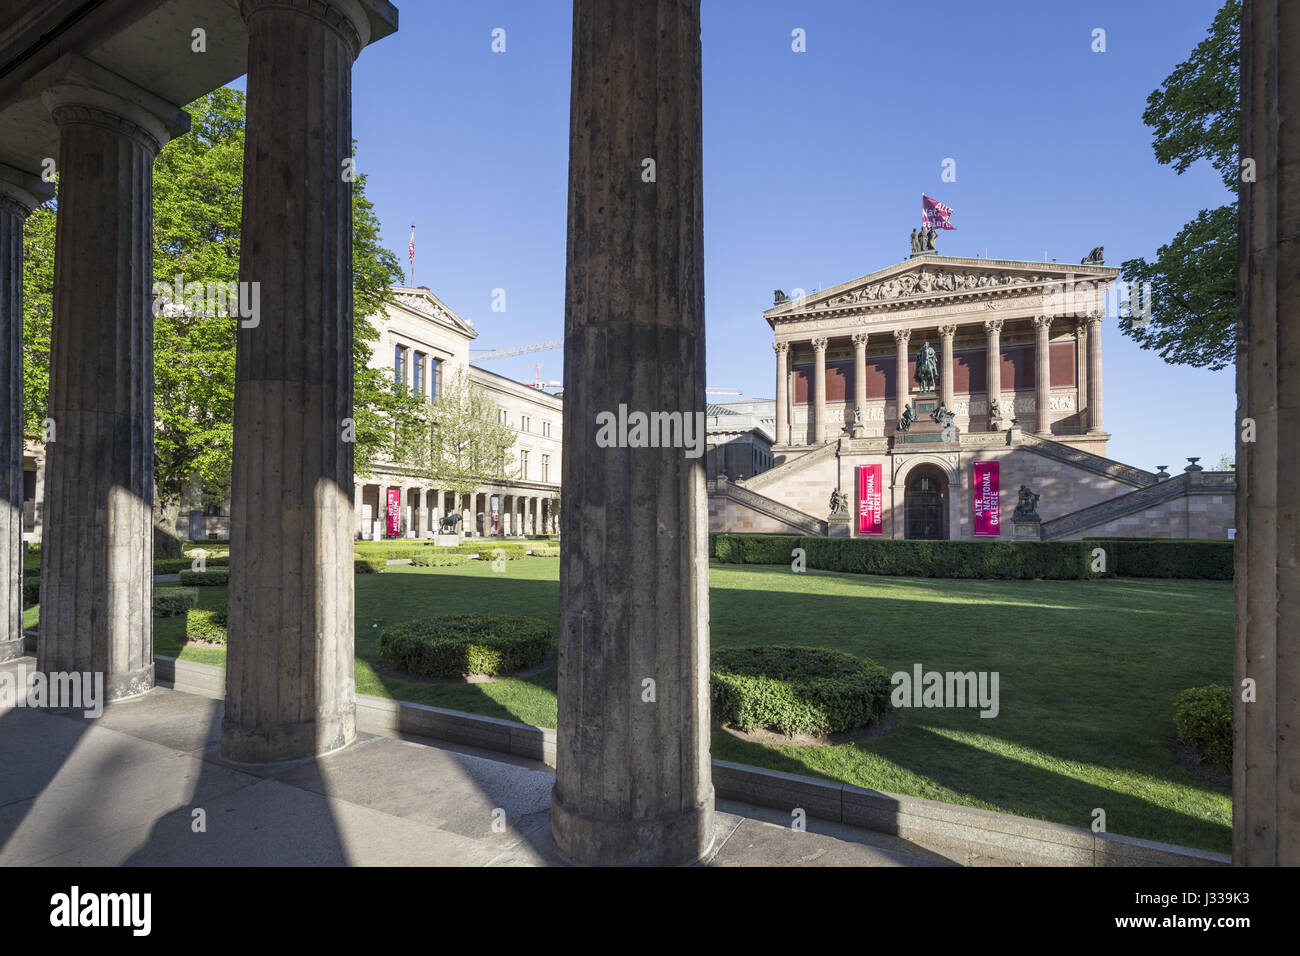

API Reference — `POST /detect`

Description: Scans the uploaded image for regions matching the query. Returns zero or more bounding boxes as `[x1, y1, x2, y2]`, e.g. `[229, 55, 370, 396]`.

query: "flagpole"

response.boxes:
[409, 223, 415, 287]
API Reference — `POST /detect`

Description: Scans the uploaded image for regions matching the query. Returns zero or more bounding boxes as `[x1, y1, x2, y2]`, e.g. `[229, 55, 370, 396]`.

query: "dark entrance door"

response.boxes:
[905, 472, 946, 539]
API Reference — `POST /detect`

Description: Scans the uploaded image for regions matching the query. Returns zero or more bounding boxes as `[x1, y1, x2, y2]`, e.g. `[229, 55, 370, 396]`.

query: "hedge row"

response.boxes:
[711, 646, 893, 736]
[712, 534, 1097, 580]
[411, 553, 469, 567]
[378, 613, 554, 677]
[1084, 538, 1233, 580]
[155, 556, 230, 574]
[354, 557, 388, 573]
[472, 548, 523, 562]
[22, 576, 38, 606]
[179, 569, 229, 586]
[527, 545, 560, 557]
[186, 608, 228, 644]
[153, 588, 199, 618]
[1174, 684, 1232, 768]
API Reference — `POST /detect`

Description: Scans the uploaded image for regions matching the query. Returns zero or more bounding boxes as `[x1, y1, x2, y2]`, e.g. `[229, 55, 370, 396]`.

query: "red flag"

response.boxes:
[922, 195, 955, 231]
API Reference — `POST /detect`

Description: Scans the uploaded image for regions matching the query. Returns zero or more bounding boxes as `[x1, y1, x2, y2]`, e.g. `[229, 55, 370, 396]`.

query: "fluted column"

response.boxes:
[1235, 0, 1300, 866]
[1075, 319, 1089, 427]
[556, 0, 713, 866]
[811, 337, 828, 443]
[1033, 315, 1053, 434]
[223, 0, 383, 762]
[1086, 312, 1103, 432]
[851, 332, 868, 429]
[938, 325, 956, 409]
[773, 341, 789, 445]
[33, 58, 189, 698]
[893, 328, 911, 413]
[984, 319, 1003, 428]
[0, 166, 50, 663]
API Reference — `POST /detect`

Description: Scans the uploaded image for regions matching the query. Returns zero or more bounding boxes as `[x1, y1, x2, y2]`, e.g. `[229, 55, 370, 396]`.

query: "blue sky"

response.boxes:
[345, 0, 1234, 472]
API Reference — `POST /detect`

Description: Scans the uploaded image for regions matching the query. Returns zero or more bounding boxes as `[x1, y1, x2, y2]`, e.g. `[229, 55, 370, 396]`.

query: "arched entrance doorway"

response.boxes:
[904, 464, 949, 540]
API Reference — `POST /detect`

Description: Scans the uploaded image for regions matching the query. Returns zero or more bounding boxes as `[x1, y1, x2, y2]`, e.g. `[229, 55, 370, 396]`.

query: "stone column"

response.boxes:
[773, 341, 790, 445]
[31, 57, 189, 698]
[938, 325, 956, 410]
[851, 332, 868, 430]
[1033, 315, 1053, 435]
[555, 0, 713, 866]
[353, 483, 364, 540]
[222, 0, 382, 762]
[1235, 0, 1300, 866]
[32, 455, 45, 542]
[984, 318, 1003, 428]
[811, 337, 828, 443]
[893, 328, 911, 413]
[1086, 312, 1103, 433]
[1075, 319, 1089, 427]
[0, 165, 50, 663]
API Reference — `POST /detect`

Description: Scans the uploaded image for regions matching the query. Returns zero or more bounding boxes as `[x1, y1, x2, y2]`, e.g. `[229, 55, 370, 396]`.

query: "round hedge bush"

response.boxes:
[378, 613, 554, 677]
[711, 645, 892, 736]
[1174, 684, 1232, 768]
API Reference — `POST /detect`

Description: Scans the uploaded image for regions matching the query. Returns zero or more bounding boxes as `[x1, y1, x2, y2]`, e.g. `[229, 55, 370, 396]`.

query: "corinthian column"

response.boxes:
[984, 318, 1003, 428]
[1234, 0, 1299, 865]
[938, 324, 956, 409]
[773, 341, 789, 445]
[223, 0, 395, 762]
[1086, 312, 1103, 433]
[0, 165, 51, 664]
[894, 328, 912, 412]
[812, 337, 828, 443]
[1033, 315, 1053, 434]
[30, 56, 189, 699]
[851, 332, 868, 431]
[555, 0, 713, 866]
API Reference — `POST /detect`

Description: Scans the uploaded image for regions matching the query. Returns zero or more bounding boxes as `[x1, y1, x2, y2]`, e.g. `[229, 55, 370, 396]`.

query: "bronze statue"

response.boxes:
[898, 403, 916, 432]
[438, 513, 463, 533]
[915, 341, 939, 392]
[773, 289, 788, 304]
[1081, 246, 1104, 265]
[910, 228, 921, 254]
[930, 402, 955, 429]
[829, 489, 849, 515]
[1012, 485, 1041, 520]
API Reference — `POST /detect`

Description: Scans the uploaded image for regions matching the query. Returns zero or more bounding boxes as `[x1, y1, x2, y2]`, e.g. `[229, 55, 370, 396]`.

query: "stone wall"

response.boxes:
[1055, 491, 1235, 540]
[707, 495, 807, 534]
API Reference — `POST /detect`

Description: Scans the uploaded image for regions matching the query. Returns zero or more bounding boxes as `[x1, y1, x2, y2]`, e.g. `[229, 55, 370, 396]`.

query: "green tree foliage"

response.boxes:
[1119, 0, 1239, 371]
[22, 86, 410, 511]
[398, 366, 518, 495]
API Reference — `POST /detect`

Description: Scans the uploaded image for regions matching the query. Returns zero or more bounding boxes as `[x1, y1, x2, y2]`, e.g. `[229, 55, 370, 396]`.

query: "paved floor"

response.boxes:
[0, 656, 955, 866]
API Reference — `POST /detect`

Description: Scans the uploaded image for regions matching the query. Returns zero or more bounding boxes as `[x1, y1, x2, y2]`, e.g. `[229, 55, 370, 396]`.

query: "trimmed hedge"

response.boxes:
[712, 533, 1096, 580]
[411, 553, 469, 567]
[186, 608, 228, 645]
[155, 555, 230, 574]
[711, 645, 893, 736]
[355, 557, 387, 573]
[153, 587, 199, 618]
[472, 548, 523, 561]
[378, 613, 554, 677]
[527, 545, 560, 557]
[352, 545, 418, 560]
[22, 577, 38, 606]
[1174, 684, 1232, 768]
[459, 541, 527, 553]
[179, 569, 229, 586]
[1084, 538, 1233, 580]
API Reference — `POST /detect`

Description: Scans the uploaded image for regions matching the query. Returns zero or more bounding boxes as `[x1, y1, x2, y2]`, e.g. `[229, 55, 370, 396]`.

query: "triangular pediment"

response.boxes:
[389, 286, 479, 339]
[764, 256, 1117, 325]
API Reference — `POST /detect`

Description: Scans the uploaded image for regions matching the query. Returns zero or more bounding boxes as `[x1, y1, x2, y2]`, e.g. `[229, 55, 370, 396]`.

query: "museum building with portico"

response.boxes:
[708, 244, 1236, 541]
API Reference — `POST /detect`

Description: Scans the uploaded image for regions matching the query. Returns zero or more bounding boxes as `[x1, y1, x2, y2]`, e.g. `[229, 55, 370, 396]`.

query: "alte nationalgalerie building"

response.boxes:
[708, 245, 1236, 541]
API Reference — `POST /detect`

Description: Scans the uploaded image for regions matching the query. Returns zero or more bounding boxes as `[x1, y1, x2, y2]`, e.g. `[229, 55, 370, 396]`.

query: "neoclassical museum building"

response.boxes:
[708, 245, 1235, 541]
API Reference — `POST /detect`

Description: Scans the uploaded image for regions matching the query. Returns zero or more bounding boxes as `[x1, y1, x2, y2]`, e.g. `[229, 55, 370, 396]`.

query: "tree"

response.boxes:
[1118, 0, 1239, 371]
[23, 87, 413, 527]
[399, 367, 518, 496]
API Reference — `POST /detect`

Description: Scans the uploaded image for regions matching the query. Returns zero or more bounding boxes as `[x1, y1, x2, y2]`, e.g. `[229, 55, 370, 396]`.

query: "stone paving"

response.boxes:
[0, 656, 954, 867]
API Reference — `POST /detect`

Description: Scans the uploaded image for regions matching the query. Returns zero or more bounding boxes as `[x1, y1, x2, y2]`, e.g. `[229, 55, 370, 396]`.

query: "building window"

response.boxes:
[521, 415, 530, 433]
[520, 449, 529, 479]
[498, 407, 508, 425]
[542, 454, 550, 482]
[543, 421, 551, 438]
[394, 345, 406, 386]
[430, 357, 441, 400]
[413, 352, 425, 396]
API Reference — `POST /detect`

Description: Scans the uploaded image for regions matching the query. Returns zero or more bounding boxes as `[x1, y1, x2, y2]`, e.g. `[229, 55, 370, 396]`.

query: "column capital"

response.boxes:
[1074, 318, 1090, 336]
[27, 54, 191, 155]
[892, 328, 911, 344]
[850, 331, 869, 347]
[0, 163, 53, 215]
[1033, 315, 1054, 330]
[1085, 311, 1103, 328]
[937, 324, 957, 339]
[983, 318, 1004, 335]
[773, 340, 790, 354]
[811, 337, 828, 353]
[239, 0, 377, 57]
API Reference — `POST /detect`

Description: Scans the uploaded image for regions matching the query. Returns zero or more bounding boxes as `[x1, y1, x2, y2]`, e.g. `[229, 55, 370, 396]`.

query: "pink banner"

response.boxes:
[973, 461, 1000, 536]
[858, 464, 883, 535]
[386, 488, 401, 538]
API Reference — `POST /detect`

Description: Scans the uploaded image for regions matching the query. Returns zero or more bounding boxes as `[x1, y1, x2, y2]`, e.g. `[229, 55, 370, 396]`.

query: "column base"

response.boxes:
[551, 789, 715, 867]
[0, 637, 24, 663]
[219, 708, 356, 764]
[106, 663, 155, 702]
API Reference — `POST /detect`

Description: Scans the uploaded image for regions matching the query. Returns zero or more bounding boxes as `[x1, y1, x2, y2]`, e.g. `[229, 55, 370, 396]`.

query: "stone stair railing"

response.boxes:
[739, 439, 838, 493]
[708, 478, 827, 536]
[1017, 432, 1158, 488]
[1041, 473, 1192, 540]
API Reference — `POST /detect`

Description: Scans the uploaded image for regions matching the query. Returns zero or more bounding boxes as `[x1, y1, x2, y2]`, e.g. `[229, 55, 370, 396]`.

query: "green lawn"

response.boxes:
[24, 557, 1234, 853]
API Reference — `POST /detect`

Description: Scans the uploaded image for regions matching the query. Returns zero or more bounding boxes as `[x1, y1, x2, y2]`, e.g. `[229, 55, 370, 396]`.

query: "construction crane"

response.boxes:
[470, 339, 563, 362]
